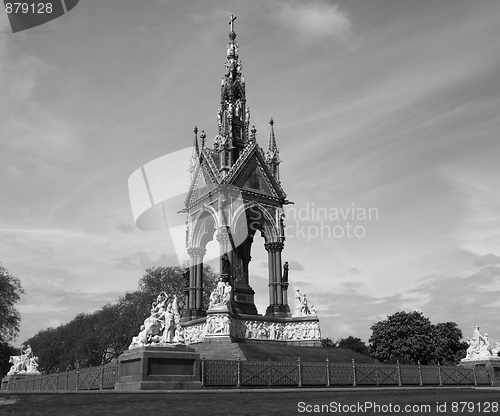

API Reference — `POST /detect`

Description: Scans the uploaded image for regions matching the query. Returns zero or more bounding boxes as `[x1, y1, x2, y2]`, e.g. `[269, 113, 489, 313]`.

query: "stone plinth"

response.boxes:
[458, 356, 500, 385]
[1, 375, 13, 391]
[181, 309, 322, 347]
[114, 345, 202, 390]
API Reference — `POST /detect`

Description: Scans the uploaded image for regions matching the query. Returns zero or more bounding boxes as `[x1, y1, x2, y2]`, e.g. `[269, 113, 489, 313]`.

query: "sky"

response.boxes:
[1, 0, 499, 347]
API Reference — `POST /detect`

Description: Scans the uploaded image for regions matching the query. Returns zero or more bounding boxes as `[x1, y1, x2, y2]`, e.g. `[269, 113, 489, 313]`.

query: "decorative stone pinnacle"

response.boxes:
[194, 126, 198, 134]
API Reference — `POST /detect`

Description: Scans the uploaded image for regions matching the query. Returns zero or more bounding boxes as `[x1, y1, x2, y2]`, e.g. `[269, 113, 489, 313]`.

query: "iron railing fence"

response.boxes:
[201, 358, 494, 388]
[2, 358, 493, 391]
[2, 361, 119, 391]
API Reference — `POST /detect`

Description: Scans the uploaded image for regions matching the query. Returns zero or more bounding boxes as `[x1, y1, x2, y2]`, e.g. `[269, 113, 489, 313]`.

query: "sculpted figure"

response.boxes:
[221, 253, 230, 275]
[268, 323, 276, 340]
[282, 261, 289, 284]
[301, 294, 309, 315]
[8, 345, 41, 375]
[222, 282, 232, 303]
[26, 357, 40, 374]
[294, 289, 302, 315]
[183, 268, 190, 293]
[463, 326, 493, 360]
[173, 325, 185, 344]
[7, 356, 24, 375]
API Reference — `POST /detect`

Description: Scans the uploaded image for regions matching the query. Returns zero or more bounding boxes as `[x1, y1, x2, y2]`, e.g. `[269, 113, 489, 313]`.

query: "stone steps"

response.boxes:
[191, 342, 376, 363]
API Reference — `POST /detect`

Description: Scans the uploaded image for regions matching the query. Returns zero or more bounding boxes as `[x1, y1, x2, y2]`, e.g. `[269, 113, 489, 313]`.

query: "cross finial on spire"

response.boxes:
[269, 118, 274, 126]
[228, 14, 237, 32]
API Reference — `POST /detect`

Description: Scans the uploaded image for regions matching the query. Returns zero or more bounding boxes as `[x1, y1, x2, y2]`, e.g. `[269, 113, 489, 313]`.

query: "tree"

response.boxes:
[0, 263, 25, 343]
[433, 322, 468, 365]
[138, 264, 218, 311]
[23, 264, 221, 371]
[338, 336, 370, 356]
[369, 311, 435, 364]
[321, 338, 336, 348]
[369, 311, 467, 365]
[0, 342, 18, 377]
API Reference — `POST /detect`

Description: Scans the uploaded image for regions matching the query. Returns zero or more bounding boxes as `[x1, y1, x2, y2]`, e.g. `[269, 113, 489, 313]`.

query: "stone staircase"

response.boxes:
[191, 341, 376, 363]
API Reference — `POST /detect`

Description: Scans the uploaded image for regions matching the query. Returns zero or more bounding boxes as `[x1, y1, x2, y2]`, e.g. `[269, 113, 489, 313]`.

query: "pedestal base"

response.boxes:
[265, 304, 291, 318]
[114, 346, 202, 391]
[458, 356, 500, 385]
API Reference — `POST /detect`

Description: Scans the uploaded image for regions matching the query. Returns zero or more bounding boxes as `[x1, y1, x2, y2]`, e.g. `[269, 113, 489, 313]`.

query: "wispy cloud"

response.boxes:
[274, 1, 352, 42]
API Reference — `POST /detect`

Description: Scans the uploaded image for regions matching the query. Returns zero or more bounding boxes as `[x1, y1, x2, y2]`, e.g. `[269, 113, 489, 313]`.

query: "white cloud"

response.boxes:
[275, 1, 352, 42]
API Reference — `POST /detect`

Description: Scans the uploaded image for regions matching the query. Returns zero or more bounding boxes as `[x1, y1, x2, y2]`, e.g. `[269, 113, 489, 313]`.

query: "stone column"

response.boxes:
[265, 242, 283, 307]
[188, 250, 196, 310]
[266, 247, 276, 305]
[216, 227, 233, 304]
[187, 247, 206, 317]
[216, 227, 232, 274]
[274, 247, 283, 305]
[265, 241, 287, 316]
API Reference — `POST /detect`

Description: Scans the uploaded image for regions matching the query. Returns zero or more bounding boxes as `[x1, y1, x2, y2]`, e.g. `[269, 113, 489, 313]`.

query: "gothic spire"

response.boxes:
[215, 14, 250, 173]
[189, 126, 199, 176]
[266, 118, 280, 180]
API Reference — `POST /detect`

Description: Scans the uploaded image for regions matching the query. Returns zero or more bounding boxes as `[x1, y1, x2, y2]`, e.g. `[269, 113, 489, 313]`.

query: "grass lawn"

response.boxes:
[1, 387, 499, 416]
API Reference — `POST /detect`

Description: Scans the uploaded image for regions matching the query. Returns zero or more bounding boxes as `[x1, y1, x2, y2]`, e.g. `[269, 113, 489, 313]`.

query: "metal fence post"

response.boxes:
[352, 359, 357, 387]
[490, 366, 494, 386]
[76, 367, 80, 391]
[297, 357, 302, 387]
[437, 362, 442, 386]
[472, 365, 477, 386]
[418, 362, 423, 386]
[396, 360, 402, 386]
[326, 358, 330, 387]
[65, 367, 69, 391]
[268, 358, 272, 387]
[201, 355, 205, 387]
[100, 365, 105, 390]
[236, 356, 241, 388]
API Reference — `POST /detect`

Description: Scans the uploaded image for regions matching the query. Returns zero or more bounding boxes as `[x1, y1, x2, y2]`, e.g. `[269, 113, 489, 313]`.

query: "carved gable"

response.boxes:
[185, 158, 218, 206]
[230, 148, 283, 199]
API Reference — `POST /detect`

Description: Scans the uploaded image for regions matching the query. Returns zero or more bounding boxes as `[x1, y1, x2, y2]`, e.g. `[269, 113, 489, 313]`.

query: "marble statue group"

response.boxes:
[208, 277, 232, 309]
[463, 326, 500, 360]
[7, 344, 41, 375]
[129, 292, 185, 348]
[293, 289, 317, 317]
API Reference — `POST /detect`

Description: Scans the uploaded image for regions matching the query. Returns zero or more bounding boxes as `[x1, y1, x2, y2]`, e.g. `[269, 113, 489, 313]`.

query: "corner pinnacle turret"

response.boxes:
[266, 118, 280, 180]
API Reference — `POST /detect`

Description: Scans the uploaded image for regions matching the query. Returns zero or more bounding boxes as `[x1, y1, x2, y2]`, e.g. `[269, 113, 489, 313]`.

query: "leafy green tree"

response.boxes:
[369, 311, 435, 364]
[338, 336, 370, 356]
[369, 311, 467, 365]
[24, 264, 220, 371]
[137, 264, 218, 311]
[0, 263, 25, 343]
[0, 342, 18, 377]
[321, 338, 336, 348]
[433, 322, 468, 365]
